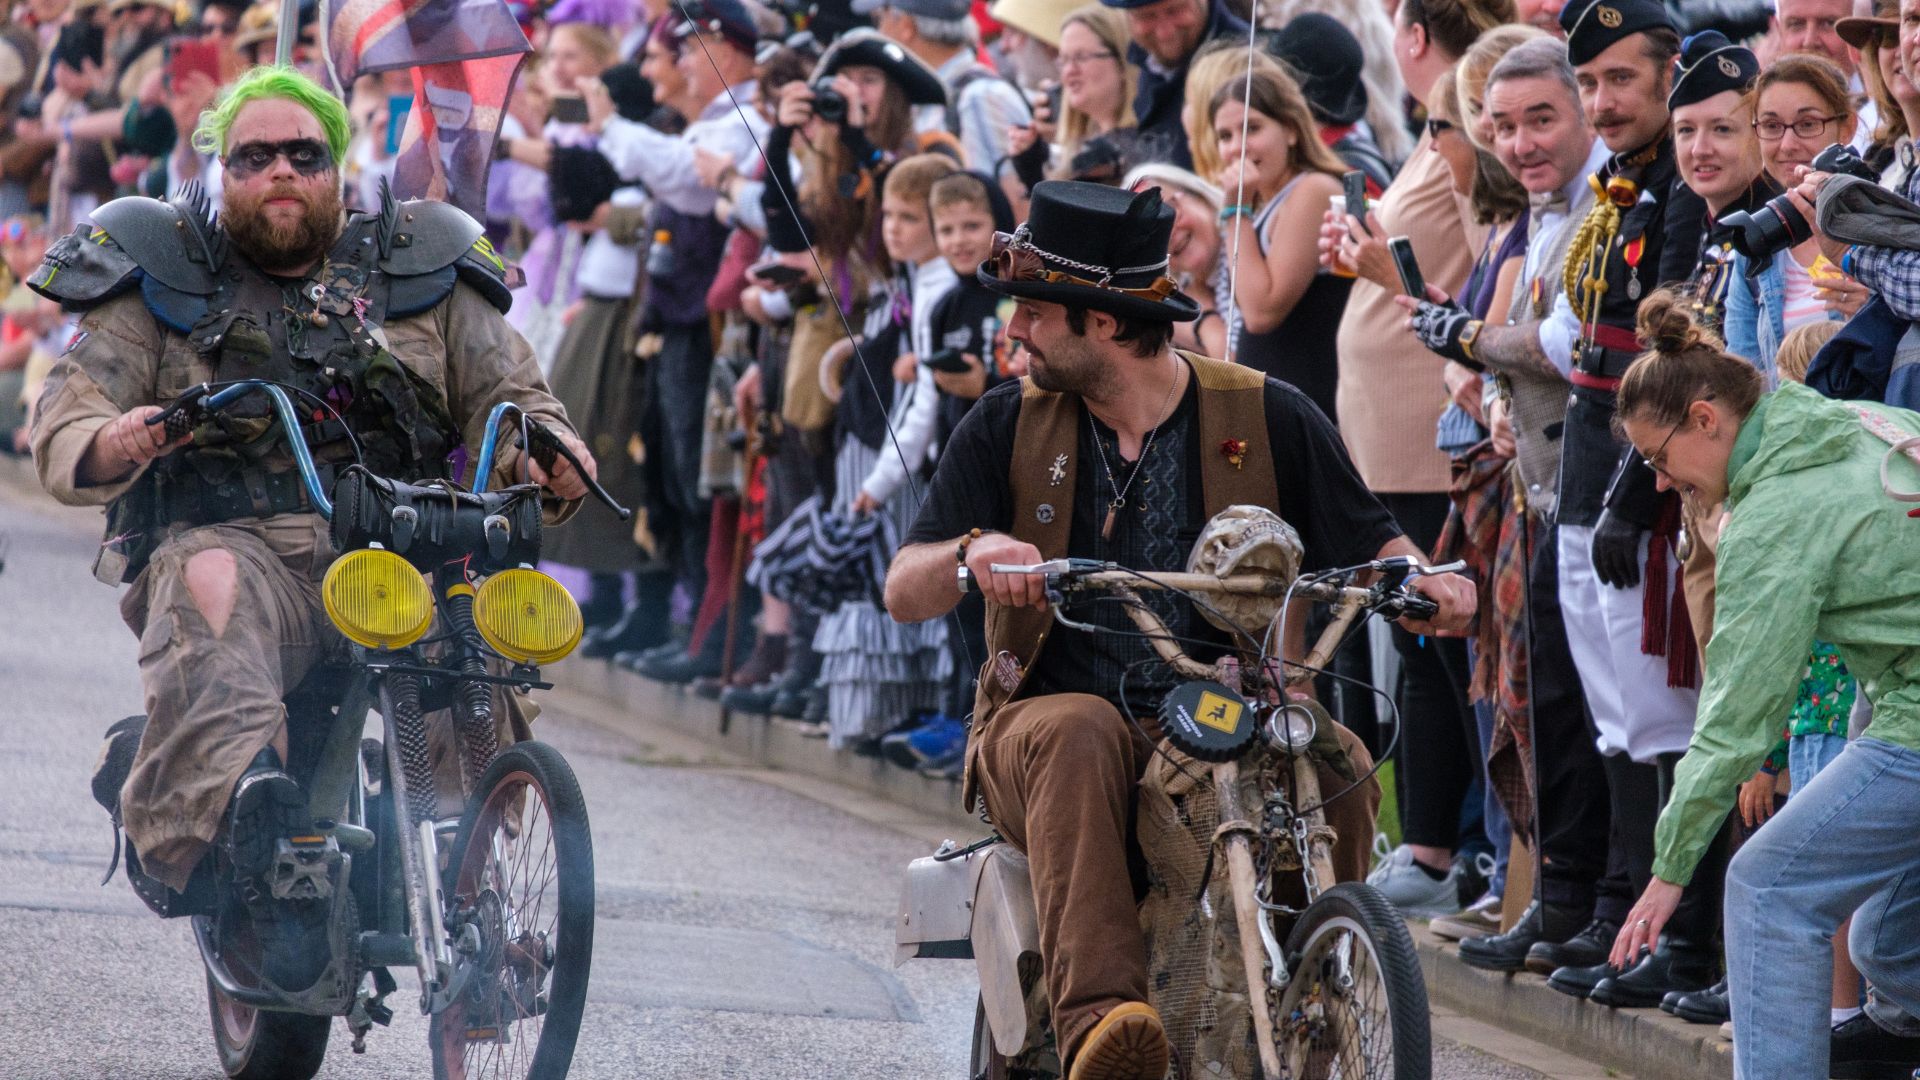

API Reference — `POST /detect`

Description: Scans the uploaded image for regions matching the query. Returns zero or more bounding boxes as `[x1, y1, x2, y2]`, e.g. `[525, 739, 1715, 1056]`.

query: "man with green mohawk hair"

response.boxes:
[26, 65, 596, 961]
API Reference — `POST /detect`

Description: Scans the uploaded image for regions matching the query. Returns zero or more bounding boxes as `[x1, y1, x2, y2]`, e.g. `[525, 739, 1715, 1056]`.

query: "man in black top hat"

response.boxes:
[1405, 0, 1713, 1000]
[885, 180, 1473, 1080]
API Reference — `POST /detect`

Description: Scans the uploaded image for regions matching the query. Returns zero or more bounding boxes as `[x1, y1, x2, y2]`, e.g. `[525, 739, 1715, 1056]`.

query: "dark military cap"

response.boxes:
[1667, 31, 1758, 110]
[1559, 0, 1673, 67]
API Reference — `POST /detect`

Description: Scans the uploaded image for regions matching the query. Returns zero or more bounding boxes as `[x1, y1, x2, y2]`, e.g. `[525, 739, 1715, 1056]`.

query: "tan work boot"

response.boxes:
[1068, 1001, 1170, 1080]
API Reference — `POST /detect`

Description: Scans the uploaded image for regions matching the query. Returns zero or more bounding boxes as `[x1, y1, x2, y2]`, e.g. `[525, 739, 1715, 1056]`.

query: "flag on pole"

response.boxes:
[320, 0, 531, 216]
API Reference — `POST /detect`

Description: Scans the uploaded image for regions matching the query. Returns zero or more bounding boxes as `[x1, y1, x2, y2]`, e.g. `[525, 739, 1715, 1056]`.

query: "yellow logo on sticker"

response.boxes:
[471, 236, 506, 273]
[1195, 691, 1243, 734]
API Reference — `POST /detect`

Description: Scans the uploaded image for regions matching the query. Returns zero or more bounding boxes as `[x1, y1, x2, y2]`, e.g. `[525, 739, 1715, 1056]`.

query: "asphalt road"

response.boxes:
[0, 461, 1553, 1080]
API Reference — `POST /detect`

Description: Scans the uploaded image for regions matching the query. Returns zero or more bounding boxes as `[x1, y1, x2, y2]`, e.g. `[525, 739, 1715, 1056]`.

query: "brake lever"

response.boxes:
[144, 382, 215, 442]
[521, 420, 633, 521]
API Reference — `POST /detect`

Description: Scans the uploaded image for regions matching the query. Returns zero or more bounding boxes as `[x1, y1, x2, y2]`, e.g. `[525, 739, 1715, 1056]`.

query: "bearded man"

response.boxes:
[28, 67, 595, 920]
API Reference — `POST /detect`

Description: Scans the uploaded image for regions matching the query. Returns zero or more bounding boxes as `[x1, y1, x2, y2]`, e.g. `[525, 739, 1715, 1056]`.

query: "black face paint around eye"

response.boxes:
[224, 138, 334, 179]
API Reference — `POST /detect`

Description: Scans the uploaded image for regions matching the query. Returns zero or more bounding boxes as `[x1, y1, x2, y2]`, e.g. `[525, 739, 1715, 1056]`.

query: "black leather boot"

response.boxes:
[1587, 945, 1716, 1008]
[579, 572, 625, 632]
[616, 640, 687, 671]
[768, 638, 824, 719]
[1831, 1013, 1920, 1080]
[1548, 960, 1618, 999]
[581, 572, 674, 659]
[1457, 900, 1589, 973]
[636, 618, 728, 683]
[1526, 916, 1619, 975]
[1668, 979, 1730, 1024]
[226, 748, 307, 883]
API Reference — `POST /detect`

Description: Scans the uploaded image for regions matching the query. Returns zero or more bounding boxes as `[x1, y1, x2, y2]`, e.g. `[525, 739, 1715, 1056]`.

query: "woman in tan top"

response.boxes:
[1324, 0, 1513, 914]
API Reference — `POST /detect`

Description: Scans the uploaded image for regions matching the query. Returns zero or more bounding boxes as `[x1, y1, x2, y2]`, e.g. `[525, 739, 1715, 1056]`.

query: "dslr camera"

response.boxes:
[811, 78, 848, 124]
[1719, 142, 1879, 261]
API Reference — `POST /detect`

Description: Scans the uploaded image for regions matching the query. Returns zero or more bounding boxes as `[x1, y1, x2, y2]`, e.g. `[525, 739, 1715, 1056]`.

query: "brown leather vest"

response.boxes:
[964, 352, 1278, 808]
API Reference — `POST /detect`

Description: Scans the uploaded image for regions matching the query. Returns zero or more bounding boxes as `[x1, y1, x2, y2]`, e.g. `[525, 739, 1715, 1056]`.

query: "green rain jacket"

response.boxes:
[1653, 382, 1920, 885]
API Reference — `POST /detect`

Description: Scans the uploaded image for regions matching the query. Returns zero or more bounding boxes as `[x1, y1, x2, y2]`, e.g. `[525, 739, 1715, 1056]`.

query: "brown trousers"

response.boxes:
[972, 692, 1379, 1060]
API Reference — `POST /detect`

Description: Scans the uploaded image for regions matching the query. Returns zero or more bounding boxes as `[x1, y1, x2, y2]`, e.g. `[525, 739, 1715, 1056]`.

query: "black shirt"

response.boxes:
[928, 274, 1012, 446]
[905, 365, 1402, 711]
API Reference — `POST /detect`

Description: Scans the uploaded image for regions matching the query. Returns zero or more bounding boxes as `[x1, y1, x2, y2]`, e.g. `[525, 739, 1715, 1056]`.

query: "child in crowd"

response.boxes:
[926, 171, 1020, 448]
[814, 155, 961, 751]
[1735, 318, 1861, 1030]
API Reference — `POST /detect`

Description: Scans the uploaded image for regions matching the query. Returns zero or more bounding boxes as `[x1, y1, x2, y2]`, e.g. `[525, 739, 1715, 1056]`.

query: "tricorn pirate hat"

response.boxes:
[976, 180, 1201, 323]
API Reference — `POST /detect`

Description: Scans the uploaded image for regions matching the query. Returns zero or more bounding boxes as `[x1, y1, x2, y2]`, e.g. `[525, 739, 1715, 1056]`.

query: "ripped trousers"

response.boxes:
[118, 521, 338, 893]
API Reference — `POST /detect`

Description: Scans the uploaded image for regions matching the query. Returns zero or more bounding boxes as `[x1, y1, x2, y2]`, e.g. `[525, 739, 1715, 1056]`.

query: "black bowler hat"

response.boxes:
[1559, 0, 1673, 67]
[976, 181, 1201, 323]
[1667, 31, 1757, 110]
[815, 28, 948, 107]
[1267, 13, 1369, 127]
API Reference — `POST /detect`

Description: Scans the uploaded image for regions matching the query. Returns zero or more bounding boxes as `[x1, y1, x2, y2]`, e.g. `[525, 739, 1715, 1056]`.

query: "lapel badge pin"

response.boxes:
[1036, 503, 1055, 524]
[1049, 453, 1067, 486]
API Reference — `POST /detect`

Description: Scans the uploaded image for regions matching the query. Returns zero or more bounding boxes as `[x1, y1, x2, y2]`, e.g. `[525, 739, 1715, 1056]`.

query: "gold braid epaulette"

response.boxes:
[1563, 174, 1622, 321]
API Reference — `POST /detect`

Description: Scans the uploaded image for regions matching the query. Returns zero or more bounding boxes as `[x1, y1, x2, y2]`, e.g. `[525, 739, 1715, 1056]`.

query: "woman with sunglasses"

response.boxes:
[1840, 1, 1920, 192]
[1611, 288, 1920, 1080]
[1721, 55, 1869, 374]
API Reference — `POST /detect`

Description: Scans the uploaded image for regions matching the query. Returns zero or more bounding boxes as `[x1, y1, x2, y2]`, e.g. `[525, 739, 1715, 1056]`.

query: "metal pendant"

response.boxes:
[1627, 270, 1642, 301]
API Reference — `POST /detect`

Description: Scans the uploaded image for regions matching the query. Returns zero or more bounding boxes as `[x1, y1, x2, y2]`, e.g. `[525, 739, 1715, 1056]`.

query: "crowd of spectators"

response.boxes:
[18, 0, 1920, 1071]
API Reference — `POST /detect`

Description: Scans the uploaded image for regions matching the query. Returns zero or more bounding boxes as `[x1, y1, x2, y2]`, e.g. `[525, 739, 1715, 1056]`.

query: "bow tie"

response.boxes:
[1531, 191, 1570, 216]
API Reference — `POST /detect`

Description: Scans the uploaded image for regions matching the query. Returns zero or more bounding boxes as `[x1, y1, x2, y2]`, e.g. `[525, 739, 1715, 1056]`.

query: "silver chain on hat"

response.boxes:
[1008, 223, 1170, 286]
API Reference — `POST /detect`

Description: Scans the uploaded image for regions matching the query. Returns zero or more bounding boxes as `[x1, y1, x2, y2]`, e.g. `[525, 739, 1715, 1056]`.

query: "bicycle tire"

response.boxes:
[205, 930, 332, 1080]
[430, 741, 594, 1080]
[1272, 881, 1430, 1080]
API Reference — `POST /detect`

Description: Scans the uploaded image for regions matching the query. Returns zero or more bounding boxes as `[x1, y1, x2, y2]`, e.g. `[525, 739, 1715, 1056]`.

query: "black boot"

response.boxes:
[1831, 1013, 1920, 1079]
[1547, 960, 1618, 999]
[768, 636, 824, 718]
[579, 572, 626, 632]
[226, 748, 308, 883]
[1525, 916, 1619, 975]
[636, 618, 727, 683]
[616, 640, 687, 670]
[1668, 979, 1730, 1024]
[1457, 900, 1589, 973]
[582, 573, 674, 659]
[1587, 945, 1716, 1008]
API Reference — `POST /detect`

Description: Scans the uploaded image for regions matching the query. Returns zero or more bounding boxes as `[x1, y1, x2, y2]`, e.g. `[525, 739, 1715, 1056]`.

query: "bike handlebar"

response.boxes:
[149, 382, 633, 522]
[957, 556, 1460, 623]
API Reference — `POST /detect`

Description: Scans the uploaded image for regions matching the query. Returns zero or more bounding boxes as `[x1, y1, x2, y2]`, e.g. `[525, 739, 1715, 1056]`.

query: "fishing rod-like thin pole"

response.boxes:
[274, 0, 300, 66]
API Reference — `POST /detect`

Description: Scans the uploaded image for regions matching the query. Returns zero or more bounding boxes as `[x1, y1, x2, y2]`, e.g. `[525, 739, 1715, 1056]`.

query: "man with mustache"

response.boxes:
[1405, 0, 1717, 1008]
[27, 67, 595, 965]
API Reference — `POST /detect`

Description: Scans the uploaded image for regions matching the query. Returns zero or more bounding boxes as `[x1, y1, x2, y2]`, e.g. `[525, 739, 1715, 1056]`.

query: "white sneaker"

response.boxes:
[1719, 1021, 1733, 1042]
[1365, 839, 1462, 916]
[1428, 889, 1502, 941]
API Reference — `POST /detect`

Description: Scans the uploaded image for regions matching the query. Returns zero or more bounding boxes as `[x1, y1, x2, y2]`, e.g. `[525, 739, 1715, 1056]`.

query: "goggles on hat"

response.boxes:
[988, 225, 1179, 302]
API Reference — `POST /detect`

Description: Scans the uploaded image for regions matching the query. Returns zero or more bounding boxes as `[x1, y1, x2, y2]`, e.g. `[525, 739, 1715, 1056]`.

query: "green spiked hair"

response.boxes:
[191, 66, 352, 167]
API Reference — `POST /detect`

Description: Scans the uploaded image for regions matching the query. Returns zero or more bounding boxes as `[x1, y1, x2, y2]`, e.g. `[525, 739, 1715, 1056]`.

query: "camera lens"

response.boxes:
[811, 80, 847, 123]
[1719, 195, 1811, 261]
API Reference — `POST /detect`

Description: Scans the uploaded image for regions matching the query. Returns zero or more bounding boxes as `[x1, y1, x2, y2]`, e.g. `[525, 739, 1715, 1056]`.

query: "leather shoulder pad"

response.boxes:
[453, 238, 512, 314]
[379, 199, 485, 278]
[91, 195, 218, 295]
[28, 224, 142, 308]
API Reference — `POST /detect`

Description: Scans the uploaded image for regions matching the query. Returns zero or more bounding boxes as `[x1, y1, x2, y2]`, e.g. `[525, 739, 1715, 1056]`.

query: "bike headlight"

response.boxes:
[473, 568, 583, 665]
[322, 548, 434, 650]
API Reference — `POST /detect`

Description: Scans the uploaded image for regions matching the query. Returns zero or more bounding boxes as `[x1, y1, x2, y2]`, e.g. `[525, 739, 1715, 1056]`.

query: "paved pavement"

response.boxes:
[0, 462, 1561, 1079]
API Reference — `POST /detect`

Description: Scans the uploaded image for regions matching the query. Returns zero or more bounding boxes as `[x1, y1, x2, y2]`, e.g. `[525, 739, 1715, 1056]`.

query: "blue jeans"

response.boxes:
[1788, 731, 1848, 796]
[1725, 737, 1920, 1078]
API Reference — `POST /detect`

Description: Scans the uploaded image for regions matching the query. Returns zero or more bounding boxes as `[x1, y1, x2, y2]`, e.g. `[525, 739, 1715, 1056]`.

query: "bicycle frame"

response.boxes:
[957, 556, 1452, 1078]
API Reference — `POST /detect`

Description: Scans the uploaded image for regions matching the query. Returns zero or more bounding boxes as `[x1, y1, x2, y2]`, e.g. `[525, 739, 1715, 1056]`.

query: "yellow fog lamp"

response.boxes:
[322, 548, 434, 650]
[473, 568, 583, 665]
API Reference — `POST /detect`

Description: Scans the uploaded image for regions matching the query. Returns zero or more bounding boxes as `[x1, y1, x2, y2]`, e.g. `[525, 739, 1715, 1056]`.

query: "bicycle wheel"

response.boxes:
[204, 911, 332, 1080]
[430, 741, 594, 1080]
[1272, 881, 1430, 1080]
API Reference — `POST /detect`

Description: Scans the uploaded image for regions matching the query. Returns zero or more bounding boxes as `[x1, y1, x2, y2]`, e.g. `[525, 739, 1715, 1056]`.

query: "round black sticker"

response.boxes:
[1157, 679, 1257, 763]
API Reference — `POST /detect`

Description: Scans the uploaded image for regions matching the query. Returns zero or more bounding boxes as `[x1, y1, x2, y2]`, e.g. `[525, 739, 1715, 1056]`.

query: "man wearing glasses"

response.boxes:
[885, 181, 1473, 1080]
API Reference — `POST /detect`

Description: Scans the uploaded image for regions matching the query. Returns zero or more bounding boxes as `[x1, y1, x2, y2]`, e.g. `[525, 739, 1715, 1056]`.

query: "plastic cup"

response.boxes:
[1328, 195, 1357, 278]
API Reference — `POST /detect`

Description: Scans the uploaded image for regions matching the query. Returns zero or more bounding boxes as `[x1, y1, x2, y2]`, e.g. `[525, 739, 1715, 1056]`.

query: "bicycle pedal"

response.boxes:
[268, 836, 341, 901]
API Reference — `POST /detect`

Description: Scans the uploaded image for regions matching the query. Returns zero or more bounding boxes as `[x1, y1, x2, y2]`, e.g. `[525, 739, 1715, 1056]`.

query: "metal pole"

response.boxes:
[274, 0, 300, 67]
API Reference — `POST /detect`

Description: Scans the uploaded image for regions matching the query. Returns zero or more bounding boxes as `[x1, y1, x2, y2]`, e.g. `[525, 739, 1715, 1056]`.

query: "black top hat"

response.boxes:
[976, 181, 1201, 323]
[1267, 13, 1368, 127]
[1559, 0, 1672, 67]
[1667, 31, 1757, 110]
[815, 28, 948, 107]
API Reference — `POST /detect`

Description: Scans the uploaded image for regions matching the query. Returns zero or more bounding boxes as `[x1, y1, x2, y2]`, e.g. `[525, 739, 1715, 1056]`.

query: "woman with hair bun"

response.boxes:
[1609, 289, 1920, 1080]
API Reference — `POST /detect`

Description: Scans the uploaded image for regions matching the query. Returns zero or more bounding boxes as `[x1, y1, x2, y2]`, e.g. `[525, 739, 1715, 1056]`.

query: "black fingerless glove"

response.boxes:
[1408, 299, 1484, 369]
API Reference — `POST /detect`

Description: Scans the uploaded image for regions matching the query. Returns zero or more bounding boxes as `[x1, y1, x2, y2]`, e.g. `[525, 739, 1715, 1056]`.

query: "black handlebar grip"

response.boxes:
[522, 419, 634, 521]
[1397, 590, 1439, 621]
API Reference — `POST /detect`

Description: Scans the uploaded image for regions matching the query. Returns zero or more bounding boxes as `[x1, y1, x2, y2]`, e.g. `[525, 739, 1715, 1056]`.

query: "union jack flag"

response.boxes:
[321, 0, 531, 216]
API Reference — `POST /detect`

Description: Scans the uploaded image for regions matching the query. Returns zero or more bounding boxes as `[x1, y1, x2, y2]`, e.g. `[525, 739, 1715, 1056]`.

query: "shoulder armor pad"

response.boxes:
[453, 238, 512, 314]
[28, 224, 142, 308]
[379, 199, 485, 278]
[90, 194, 219, 295]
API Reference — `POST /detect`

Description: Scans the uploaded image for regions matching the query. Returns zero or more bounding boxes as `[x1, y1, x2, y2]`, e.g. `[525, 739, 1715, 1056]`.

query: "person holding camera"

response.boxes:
[1720, 55, 1870, 374]
[857, 0, 1032, 173]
